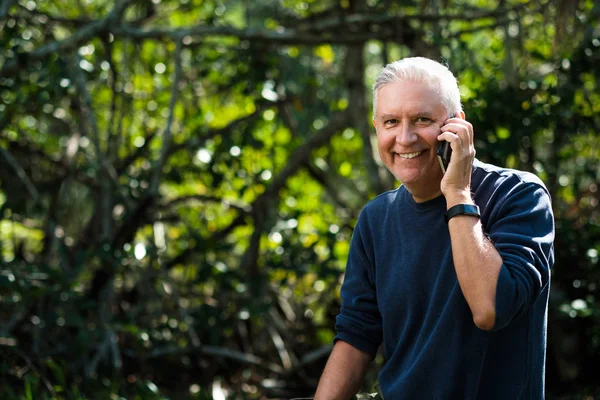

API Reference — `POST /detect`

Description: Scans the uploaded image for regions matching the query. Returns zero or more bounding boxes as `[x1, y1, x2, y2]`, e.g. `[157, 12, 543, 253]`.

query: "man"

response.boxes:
[314, 57, 555, 399]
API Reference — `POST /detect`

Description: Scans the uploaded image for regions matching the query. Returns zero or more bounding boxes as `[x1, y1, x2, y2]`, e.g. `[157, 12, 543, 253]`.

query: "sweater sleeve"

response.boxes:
[488, 182, 555, 331]
[334, 208, 383, 356]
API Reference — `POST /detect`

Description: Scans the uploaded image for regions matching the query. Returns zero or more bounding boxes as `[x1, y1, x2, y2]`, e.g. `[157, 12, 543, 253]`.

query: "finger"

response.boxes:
[440, 120, 472, 135]
[441, 123, 473, 147]
[442, 119, 473, 132]
[444, 116, 472, 128]
[438, 132, 474, 160]
[437, 131, 461, 147]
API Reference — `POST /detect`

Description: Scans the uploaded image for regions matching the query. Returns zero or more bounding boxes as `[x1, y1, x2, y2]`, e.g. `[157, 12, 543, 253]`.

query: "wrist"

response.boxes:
[445, 203, 481, 223]
[444, 190, 473, 209]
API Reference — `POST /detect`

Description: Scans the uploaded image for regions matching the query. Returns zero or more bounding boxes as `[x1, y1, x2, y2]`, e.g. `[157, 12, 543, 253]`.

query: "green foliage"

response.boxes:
[1, 0, 600, 398]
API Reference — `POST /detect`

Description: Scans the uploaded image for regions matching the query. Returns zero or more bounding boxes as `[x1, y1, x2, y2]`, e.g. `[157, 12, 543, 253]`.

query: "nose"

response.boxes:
[395, 122, 418, 146]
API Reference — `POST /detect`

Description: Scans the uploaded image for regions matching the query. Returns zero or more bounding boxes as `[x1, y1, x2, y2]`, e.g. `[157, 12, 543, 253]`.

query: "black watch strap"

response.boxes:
[445, 204, 481, 223]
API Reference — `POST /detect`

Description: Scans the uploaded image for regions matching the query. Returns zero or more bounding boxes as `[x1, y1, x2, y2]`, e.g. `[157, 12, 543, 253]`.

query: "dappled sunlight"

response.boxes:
[1, 0, 600, 398]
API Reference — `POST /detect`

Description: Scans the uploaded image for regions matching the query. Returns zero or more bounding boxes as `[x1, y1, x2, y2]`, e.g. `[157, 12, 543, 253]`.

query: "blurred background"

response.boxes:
[1, 0, 599, 398]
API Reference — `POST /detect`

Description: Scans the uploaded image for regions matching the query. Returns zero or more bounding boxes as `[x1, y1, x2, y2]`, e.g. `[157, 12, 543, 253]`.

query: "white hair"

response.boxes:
[372, 57, 463, 117]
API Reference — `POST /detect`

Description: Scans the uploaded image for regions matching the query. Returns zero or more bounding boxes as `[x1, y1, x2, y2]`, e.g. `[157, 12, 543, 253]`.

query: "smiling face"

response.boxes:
[373, 80, 449, 202]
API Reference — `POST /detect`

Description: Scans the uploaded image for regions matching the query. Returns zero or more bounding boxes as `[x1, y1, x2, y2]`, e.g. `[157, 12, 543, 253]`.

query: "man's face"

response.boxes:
[373, 80, 448, 198]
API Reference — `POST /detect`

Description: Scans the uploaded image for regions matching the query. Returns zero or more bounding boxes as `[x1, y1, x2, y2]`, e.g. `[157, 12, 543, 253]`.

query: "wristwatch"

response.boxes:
[445, 204, 481, 223]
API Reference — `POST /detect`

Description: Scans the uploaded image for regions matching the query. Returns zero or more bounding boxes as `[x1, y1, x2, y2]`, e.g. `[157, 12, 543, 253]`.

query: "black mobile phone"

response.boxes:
[436, 113, 456, 174]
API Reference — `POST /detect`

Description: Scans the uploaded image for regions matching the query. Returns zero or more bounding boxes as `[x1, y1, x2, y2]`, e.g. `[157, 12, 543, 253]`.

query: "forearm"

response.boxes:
[314, 340, 372, 400]
[446, 193, 503, 330]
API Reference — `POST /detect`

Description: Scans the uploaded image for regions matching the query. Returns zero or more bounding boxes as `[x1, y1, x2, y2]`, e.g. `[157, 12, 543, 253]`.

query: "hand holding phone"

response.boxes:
[436, 113, 456, 174]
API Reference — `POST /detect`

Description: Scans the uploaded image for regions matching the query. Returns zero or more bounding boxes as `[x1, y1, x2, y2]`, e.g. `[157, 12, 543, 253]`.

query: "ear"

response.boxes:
[457, 111, 466, 120]
[372, 119, 376, 128]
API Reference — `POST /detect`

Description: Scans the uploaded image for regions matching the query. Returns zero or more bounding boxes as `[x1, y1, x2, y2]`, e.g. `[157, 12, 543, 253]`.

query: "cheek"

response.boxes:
[377, 130, 394, 147]
[425, 128, 441, 145]
[377, 137, 392, 159]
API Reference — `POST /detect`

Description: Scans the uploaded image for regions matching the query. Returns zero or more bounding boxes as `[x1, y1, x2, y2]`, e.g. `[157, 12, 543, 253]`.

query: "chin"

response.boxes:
[390, 167, 424, 184]
[393, 166, 442, 188]
[397, 176, 423, 186]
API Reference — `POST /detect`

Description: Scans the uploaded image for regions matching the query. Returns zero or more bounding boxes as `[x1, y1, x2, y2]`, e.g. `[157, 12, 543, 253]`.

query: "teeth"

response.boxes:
[396, 151, 422, 159]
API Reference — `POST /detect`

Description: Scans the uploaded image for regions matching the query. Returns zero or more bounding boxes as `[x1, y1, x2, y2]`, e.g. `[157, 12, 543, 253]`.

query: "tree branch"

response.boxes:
[103, 36, 122, 165]
[267, 323, 294, 370]
[146, 344, 285, 374]
[116, 129, 158, 175]
[166, 100, 275, 157]
[110, 6, 529, 43]
[159, 194, 251, 215]
[0, 4, 532, 79]
[111, 22, 405, 45]
[296, 345, 333, 369]
[1, 133, 100, 189]
[11, 3, 92, 26]
[264, 110, 349, 197]
[0, 0, 17, 19]
[70, 53, 119, 241]
[0, 0, 134, 77]
[86, 329, 119, 377]
[7, 346, 58, 398]
[0, 145, 40, 201]
[305, 162, 363, 215]
[163, 110, 350, 270]
[162, 213, 246, 271]
[345, 44, 387, 195]
[289, 7, 524, 33]
[149, 38, 183, 194]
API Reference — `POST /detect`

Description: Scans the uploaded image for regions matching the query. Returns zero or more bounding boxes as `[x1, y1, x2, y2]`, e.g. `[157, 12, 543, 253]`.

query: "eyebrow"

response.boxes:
[378, 111, 434, 120]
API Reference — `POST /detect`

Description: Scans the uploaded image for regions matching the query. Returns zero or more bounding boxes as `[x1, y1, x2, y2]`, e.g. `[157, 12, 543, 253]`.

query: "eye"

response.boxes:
[384, 119, 398, 126]
[414, 116, 433, 124]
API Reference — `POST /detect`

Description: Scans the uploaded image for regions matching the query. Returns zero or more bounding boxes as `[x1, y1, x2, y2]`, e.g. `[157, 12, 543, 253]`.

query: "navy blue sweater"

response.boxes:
[335, 160, 555, 399]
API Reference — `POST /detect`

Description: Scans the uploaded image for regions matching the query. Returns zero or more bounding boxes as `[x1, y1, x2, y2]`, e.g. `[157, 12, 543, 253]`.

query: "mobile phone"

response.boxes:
[436, 113, 456, 174]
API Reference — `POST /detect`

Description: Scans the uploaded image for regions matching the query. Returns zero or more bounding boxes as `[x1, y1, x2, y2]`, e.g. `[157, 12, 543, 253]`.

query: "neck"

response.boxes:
[411, 190, 443, 203]
[403, 182, 443, 203]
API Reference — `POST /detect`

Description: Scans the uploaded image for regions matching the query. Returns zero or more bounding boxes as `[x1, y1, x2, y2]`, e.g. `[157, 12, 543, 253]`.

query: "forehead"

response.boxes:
[376, 80, 444, 116]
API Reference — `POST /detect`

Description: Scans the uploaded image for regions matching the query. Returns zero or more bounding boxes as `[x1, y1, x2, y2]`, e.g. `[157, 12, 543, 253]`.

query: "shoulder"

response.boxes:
[471, 159, 554, 227]
[472, 159, 550, 197]
[353, 186, 405, 234]
[361, 186, 404, 215]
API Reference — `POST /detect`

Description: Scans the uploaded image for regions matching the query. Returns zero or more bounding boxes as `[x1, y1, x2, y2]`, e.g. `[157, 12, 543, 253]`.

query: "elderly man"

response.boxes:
[314, 57, 555, 399]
